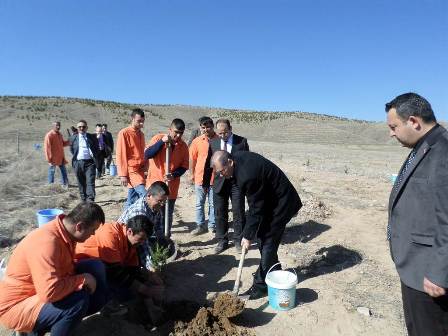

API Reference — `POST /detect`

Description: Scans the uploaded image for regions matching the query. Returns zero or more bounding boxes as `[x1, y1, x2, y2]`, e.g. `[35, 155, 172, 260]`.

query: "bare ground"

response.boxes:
[1, 140, 409, 336]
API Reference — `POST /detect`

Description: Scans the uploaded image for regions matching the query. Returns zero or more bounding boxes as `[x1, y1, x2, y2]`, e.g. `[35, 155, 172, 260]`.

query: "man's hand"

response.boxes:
[423, 277, 446, 297]
[82, 273, 97, 294]
[48, 163, 54, 166]
[164, 173, 174, 182]
[188, 172, 195, 185]
[120, 176, 128, 187]
[161, 134, 172, 144]
[241, 238, 251, 251]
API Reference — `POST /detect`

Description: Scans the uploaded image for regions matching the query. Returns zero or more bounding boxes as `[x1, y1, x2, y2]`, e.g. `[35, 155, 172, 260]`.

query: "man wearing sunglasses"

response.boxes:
[70, 120, 100, 202]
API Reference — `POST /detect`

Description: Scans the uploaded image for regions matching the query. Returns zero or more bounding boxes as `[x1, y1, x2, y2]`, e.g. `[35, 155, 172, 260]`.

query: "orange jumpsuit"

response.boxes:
[0, 216, 85, 332]
[145, 134, 189, 199]
[75, 222, 138, 267]
[116, 126, 146, 188]
[44, 130, 70, 165]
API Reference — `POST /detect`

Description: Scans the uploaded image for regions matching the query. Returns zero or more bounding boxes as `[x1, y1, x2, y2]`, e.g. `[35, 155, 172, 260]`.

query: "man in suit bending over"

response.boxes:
[210, 119, 249, 254]
[386, 92, 448, 336]
[211, 150, 302, 300]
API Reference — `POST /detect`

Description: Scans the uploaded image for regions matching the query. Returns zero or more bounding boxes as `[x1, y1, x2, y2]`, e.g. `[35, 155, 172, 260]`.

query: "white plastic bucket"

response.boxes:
[265, 262, 298, 311]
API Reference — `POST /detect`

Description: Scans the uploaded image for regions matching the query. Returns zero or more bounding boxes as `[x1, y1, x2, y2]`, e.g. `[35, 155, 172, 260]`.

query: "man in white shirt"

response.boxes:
[210, 119, 249, 254]
[70, 120, 100, 202]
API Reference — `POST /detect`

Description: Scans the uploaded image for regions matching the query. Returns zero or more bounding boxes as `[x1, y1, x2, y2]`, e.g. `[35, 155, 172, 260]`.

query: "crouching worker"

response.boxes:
[0, 202, 107, 336]
[75, 215, 164, 305]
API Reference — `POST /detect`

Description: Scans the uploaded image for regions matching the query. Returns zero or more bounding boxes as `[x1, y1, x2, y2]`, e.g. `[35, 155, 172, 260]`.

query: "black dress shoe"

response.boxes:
[214, 241, 228, 254]
[241, 286, 267, 300]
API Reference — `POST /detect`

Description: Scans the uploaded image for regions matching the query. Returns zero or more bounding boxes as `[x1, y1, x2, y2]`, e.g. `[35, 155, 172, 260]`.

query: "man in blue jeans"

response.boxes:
[44, 121, 70, 187]
[0, 202, 108, 336]
[189, 117, 218, 235]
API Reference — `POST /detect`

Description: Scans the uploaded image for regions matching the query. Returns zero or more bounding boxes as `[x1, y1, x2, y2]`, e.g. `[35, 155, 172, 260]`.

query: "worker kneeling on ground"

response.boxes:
[75, 215, 164, 308]
[0, 202, 107, 336]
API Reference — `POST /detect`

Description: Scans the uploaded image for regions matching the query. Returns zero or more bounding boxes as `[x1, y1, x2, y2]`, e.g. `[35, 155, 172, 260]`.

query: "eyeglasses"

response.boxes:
[215, 165, 229, 175]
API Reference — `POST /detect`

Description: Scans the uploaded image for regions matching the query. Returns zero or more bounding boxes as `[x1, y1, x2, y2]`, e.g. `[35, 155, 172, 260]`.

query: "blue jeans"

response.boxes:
[195, 185, 215, 229]
[160, 199, 176, 237]
[125, 184, 147, 209]
[48, 164, 68, 185]
[30, 259, 108, 336]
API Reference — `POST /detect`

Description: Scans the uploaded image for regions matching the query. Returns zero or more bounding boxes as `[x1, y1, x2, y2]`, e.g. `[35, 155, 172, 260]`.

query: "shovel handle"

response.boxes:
[232, 245, 247, 295]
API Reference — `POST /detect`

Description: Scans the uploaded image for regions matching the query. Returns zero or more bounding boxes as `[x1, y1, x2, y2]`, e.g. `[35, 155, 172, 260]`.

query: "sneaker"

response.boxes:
[214, 241, 228, 254]
[191, 226, 207, 236]
[241, 286, 268, 300]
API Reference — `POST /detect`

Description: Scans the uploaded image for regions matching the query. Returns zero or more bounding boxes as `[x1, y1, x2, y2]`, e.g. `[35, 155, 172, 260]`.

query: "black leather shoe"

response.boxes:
[214, 241, 228, 254]
[241, 286, 267, 300]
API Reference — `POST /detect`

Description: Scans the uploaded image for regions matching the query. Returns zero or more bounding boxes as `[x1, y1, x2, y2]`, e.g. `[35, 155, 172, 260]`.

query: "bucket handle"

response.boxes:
[266, 262, 297, 278]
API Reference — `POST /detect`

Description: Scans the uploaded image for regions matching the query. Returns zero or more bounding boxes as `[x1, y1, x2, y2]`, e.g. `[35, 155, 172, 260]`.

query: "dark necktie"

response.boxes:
[387, 149, 417, 240]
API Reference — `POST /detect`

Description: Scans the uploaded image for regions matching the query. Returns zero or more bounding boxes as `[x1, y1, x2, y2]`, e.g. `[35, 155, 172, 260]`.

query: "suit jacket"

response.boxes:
[104, 131, 114, 153]
[388, 124, 448, 291]
[211, 133, 249, 193]
[232, 151, 302, 241]
[69, 132, 100, 167]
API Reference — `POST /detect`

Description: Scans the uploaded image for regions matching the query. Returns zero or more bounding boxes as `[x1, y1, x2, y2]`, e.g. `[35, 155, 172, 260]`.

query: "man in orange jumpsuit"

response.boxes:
[189, 117, 219, 235]
[116, 108, 147, 208]
[144, 118, 189, 237]
[0, 202, 107, 336]
[76, 215, 164, 303]
[44, 121, 70, 187]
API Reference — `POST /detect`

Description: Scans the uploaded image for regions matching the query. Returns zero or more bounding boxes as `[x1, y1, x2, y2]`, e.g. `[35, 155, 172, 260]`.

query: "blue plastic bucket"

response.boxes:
[37, 209, 64, 227]
[390, 174, 398, 184]
[109, 164, 117, 176]
[265, 263, 298, 311]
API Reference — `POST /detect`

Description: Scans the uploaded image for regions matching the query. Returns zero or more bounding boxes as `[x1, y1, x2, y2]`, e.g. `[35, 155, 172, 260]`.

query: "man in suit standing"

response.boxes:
[70, 120, 99, 202]
[102, 123, 114, 174]
[386, 92, 448, 336]
[211, 150, 302, 300]
[210, 119, 249, 254]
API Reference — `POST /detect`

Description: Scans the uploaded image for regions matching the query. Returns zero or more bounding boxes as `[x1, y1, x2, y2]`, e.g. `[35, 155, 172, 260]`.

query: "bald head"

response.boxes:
[211, 150, 234, 179]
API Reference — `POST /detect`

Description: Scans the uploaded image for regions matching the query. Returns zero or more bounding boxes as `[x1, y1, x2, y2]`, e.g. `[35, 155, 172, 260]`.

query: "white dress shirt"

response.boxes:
[77, 133, 93, 160]
[221, 133, 233, 153]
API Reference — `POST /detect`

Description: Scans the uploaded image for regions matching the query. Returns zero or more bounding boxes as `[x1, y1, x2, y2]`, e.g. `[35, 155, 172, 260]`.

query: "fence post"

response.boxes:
[16, 130, 19, 155]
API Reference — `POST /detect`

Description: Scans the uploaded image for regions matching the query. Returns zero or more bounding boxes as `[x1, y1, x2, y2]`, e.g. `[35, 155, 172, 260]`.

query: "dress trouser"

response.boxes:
[73, 159, 96, 201]
[253, 221, 287, 291]
[214, 180, 245, 244]
[401, 281, 448, 336]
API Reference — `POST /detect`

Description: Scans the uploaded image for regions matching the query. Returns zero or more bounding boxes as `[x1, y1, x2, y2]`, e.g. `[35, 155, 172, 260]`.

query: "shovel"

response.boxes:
[232, 245, 249, 299]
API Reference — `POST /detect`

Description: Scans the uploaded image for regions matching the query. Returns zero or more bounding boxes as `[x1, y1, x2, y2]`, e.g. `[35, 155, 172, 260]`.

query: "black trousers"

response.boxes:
[253, 223, 286, 290]
[73, 159, 96, 201]
[401, 281, 448, 336]
[214, 179, 245, 244]
[96, 150, 106, 178]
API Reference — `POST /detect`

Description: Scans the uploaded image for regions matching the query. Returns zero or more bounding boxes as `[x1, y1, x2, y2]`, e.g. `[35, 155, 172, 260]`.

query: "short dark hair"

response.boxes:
[385, 92, 436, 123]
[147, 181, 170, 197]
[199, 116, 213, 127]
[216, 118, 231, 128]
[95, 123, 102, 128]
[78, 119, 87, 125]
[131, 108, 145, 118]
[171, 118, 185, 131]
[102, 124, 108, 128]
[66, 202, 105, 227]
[126, 215, 154, 237]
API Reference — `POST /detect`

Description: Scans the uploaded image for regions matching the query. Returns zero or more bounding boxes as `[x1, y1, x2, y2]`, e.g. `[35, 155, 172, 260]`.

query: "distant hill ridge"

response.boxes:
[0, 95, 391, 145]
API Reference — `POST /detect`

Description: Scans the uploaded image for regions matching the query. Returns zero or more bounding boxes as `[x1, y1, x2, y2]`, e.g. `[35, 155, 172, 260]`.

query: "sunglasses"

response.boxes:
[77, 125, 87, 129]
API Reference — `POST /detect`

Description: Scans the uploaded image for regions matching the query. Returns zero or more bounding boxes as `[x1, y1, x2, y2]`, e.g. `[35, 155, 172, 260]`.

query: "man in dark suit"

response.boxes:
[102, 123, 114, 174]
[211, 150, 302, 300]
[70, 120, 99, 202]
[210, 119, 249, 254]
[386, 92, 448, 336]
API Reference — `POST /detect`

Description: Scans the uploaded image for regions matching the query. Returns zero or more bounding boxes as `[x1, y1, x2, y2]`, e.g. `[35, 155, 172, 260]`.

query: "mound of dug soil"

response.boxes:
[173, 293, 254, 336]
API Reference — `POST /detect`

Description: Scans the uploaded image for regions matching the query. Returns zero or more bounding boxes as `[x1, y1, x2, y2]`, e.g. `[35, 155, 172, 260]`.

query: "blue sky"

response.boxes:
[0, 0, 446, 121]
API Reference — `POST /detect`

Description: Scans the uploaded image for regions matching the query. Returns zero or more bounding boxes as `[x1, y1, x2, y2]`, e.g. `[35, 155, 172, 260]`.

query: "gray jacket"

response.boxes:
[389, 125, 448, 291]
